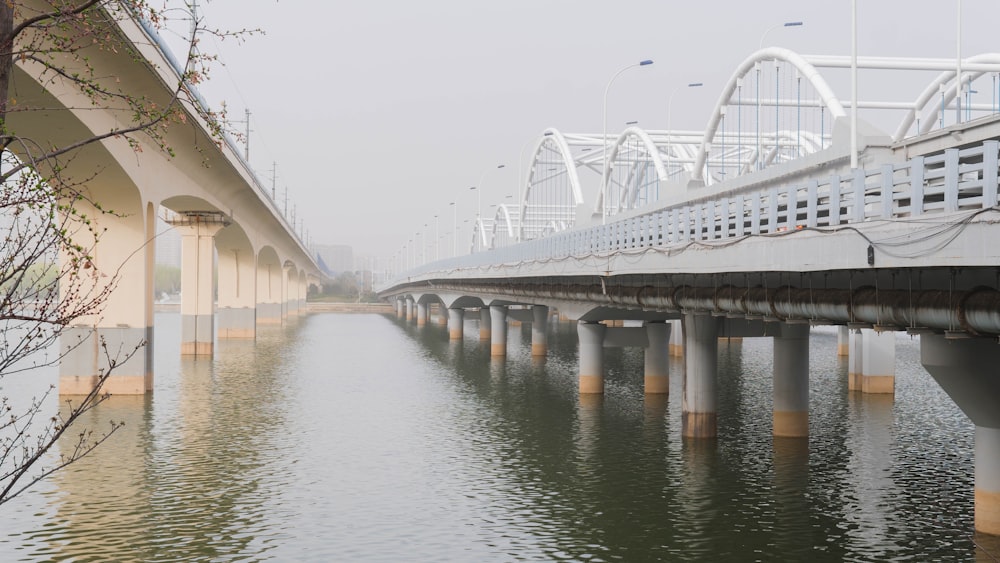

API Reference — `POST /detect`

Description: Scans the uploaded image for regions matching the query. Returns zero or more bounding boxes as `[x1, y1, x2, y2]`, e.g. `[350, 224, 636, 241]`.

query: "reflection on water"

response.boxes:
[0, 313, 990, 560]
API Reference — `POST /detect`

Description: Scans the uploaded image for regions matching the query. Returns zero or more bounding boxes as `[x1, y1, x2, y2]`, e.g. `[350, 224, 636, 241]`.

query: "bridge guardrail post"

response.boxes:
[852, 168, 866, 223]
[983, 140, 999, 208]
[880, 164, 895, 219]
[944, 148, 960, 213]
[910, 158, 925, 216]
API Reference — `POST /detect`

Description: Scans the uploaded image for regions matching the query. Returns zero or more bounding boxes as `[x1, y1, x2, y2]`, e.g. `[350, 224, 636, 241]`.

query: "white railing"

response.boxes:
[384, 140, 1000, 286]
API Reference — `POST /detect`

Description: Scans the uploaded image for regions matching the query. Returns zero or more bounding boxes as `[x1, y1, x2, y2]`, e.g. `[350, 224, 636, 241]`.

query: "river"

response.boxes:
[0, 311, 995, 561]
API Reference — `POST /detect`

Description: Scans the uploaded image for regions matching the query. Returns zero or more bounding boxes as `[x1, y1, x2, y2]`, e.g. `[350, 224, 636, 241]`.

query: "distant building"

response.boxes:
[315, 244, 354, 274]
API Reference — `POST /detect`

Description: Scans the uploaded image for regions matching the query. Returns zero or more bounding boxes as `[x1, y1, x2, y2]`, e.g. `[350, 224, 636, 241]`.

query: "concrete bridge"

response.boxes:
[9, 5, 322, 395]
[380, 48, 1000, 535]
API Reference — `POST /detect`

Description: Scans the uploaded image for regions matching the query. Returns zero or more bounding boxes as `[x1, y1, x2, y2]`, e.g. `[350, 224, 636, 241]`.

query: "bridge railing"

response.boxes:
[385, 140, 1000, 285]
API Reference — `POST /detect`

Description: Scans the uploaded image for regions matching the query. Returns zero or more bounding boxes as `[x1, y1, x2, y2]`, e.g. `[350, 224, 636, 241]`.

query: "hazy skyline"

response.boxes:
[179, 0, 999, 261]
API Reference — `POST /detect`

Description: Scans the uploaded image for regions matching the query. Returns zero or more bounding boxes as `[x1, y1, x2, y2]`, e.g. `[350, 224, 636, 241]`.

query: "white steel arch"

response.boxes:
[693, 47, 847, 182]
[520, 128, 587, 241]
[896, 53, 1000, 140]
[490, 204, 517, 249]
[599, 126, 669, 216]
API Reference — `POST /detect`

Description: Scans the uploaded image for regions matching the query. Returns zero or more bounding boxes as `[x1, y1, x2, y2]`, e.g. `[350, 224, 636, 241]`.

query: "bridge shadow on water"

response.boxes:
[391, 314, 983, 561]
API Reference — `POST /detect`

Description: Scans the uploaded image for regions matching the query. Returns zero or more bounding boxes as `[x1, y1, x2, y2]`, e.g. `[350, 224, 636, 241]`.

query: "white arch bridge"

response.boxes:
[380, 48, 1000, 538]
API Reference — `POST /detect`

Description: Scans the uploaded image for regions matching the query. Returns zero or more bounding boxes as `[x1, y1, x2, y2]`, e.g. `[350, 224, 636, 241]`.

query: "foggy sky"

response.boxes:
[180, 0, 999, 261]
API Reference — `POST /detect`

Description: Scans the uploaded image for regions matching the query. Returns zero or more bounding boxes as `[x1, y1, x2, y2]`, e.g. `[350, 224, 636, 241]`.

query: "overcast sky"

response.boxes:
[174, 0, 998, 261]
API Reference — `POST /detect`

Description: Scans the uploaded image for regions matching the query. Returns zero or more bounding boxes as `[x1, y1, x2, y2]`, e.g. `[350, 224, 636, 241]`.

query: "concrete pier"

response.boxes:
[668, 319, 684, 357]
[862, 329, 895, 395]
[848, 328, 864, 391]
[416, 302, 428, 327]
[176, 215, 225, 356]
[405, 297, 414, 322]
[216, 235, 256, 339]
[531, 305, 549, 357]
[479, 307, 492, 341]
[447, 308, 464, 340]
[837, 326, 849, 356]
[773, 323, 810, 437]
[644, 321, 671, 394]
[578, 321, 606, 394]
[921, 335, 1000, 536]
[395, 299, 404, 319]
[490, 305, 508, 357]
[682, 313, 718, 438]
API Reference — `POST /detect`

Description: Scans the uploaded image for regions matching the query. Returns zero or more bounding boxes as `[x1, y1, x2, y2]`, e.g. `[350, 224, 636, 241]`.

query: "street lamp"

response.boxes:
[602, 59, 653, 224]
[759, 21, 803, 50]
[666, 82, 703, 178]
[434, 214, 440, 261]
[474, 164, 506, 220]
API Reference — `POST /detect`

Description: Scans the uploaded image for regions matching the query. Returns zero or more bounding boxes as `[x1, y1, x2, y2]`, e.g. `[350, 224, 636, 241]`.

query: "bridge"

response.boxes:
[8, 4, 323, 395]
[379, 47, 1000, 536]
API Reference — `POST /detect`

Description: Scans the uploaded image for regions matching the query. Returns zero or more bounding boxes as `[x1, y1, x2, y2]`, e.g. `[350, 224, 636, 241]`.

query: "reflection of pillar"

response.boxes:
[578, 321, 606, 394]
[175, 214, 226, 356]
[848, 328, 864, 391]
[447, 308, 464, 340]
[773, 323, 809, 437]
[837, 326, 850, 356]
[644, 321, 671, 394]
[683, 312, 717, 438]
[479, 307, 492, 341]
[416, 302, 428, 327]
[490, 305, 508, 357]
[921, 334, 1000, 535]
[862, 329, 895, 395]
[531, 305, 549, 357]
[217, 247, 255, 339]
[669, 319, 684, 357]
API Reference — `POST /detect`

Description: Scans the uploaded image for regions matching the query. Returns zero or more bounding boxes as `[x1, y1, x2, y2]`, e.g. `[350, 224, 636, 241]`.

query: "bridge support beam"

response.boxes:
[490, 305, 508, 357]
[862, 329, 895, 395]
[921, 335, 1000, 536]
[175, 214, 226, 356]
[773, 323, 810, 437]
[479, 307, 491, 341]
[531, 305, 549, 357]
[216, 246, 256, 340]
[416, 302, 428, 327]
[848, 328, 864, 391]
[395, 298, 404, 319]
[644, 321, 671, 394]
[837, 326, 849, 356]
[683, 313, 718, 438]
[669, 319, 684, 357]
[405, 297, 414, 322]
[578, 321, 606, 394]
[447, 308, 464, 340]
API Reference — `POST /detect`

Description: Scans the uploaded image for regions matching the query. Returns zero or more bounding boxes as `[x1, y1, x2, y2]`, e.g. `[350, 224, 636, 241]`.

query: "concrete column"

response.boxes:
[282, 266, 298, 319]
[255, 255, 283, 326]
[644, 321, 671, 394]
[395, 299, 404, 319]
[216, 245, 256, 340]
[921, 335, 1000, 535]
[447, 308, 465, 340]
[578, 321, 606, 394]
[436, 304, 448, 326]
[848, 328, 864, 391]
[479, 307, 492, 341]
[669, 319, 684, 357]
[531, 305, 549, 357]
[773, 323, 810, 437]
[490, 305, 508, 357]
[176, 216, 225, 356]
[405, 297, 414, 322]
[416, 302, 428, 327]
[60, 201, 154, 396]
[837, 325, 850, 356]
[682, 312, 718, 438]
[861, 329, 895, 395]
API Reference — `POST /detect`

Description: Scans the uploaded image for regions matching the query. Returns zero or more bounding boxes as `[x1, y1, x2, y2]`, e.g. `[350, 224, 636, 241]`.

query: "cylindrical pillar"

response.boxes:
[416, 302, 428, 327]
[436, 304, 448, 326]
[447, 308, 464, 340]
[837, 325, 849, 356]
[683, 312, 718, 438]
[490, 305, 507, 357]
[773, 323, 810, 437]
[669, 319, 684, 357]
[578, 321, 606, 394]
[479, 307, 491, 341]
[977, 427, 1000, 536]
[848, 328, 864, 391]
[531, 305, 549, 357]
[395, 299, 404, 319]
[861, 329, 895, 395]
[644, 321, 671, 394]
[405, 298, 414, 322]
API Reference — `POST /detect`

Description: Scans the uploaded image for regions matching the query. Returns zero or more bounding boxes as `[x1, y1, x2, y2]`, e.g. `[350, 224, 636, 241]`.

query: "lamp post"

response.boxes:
[666, 82, 703, 179]
[602, 59, 653, 224]
[759, 21, 802, 50]
[434, 214, 440, 261]
[474, 164, 506, 220]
